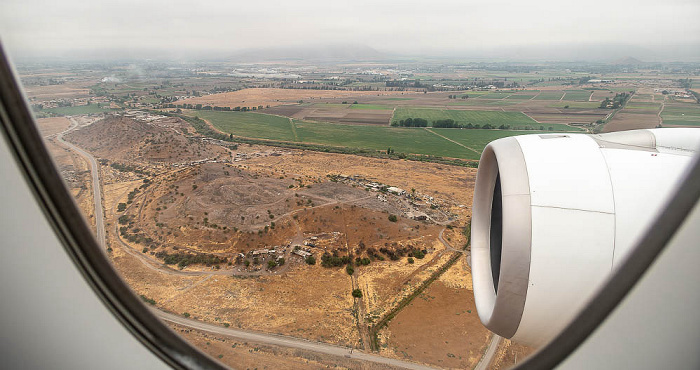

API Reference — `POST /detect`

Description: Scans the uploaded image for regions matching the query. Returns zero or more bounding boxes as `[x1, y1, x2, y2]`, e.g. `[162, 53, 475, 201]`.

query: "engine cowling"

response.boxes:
[471, 128, 699, 347]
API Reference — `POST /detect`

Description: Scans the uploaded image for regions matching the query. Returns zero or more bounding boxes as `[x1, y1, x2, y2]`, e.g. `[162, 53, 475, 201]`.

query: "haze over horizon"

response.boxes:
[1, 0, 699, 62]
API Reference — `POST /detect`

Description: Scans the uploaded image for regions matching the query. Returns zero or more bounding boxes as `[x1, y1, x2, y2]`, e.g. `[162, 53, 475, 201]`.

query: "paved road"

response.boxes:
[56, 117, 106, 250]
[474, 334, 502, 370]
[158, 310, 438, 370]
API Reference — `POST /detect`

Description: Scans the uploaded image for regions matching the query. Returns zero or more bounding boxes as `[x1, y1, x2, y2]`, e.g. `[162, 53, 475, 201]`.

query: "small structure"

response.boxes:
[387, 186, 406, 195]
[294, 249, 311, 258]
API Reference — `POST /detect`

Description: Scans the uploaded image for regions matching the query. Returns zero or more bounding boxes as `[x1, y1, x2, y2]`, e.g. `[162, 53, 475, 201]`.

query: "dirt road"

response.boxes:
[157, 310, 438, 370]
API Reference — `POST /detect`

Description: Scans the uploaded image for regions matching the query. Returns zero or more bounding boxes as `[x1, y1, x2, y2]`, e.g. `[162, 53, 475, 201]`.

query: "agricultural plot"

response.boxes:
[661, 105, 700, 126]
[549, 101, 602, 109]
[475, 92, 512, 99]
[533, 91, 565, 100]
[506, 93, 538, 100]
[591, 90, 615, 101]
[294, 123, 478, 159]
[562, 90, 594, 101]
[624, 102, 661, 113]
[393, 107, 577, 130]
[196, 110, 581, 160]
[349, 104, 393, 110]
[430, 128, 549, 151]
[193, 111, 298, 141]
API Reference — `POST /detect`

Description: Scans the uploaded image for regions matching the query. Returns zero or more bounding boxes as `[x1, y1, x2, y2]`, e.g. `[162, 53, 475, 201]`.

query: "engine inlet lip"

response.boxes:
[472, 136, 532, 339]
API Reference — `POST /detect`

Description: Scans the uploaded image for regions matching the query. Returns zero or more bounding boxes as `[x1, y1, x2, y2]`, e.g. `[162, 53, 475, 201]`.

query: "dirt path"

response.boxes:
[423, 127, 481, 154]
[288, 117, 300, 142]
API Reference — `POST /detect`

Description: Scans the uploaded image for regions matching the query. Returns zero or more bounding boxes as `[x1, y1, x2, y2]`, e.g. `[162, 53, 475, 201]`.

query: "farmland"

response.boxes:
[392, 107, 580, 131]
[661, 105, 700, 126]
[190, 110, 564, 160]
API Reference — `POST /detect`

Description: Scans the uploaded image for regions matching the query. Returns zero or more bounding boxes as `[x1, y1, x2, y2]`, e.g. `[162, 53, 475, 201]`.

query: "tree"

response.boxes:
[388, 214, 398, 222]
[117, 203, 127, 212]
[346, 265, 354, 275]
[352, 289, 363, 298]
[268, 260, 277, 269]
[278, 258, 285, 266]
[408, 257, 414, 264]
[305, 255, 316, 265]
[244, 260, 250, 267]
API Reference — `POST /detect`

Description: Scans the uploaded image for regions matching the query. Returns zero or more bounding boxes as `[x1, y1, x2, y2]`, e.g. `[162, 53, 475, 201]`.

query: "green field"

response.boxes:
[430, 128, 550, 151]
[193, 111, 298, 141]
[624, 102, 662, 112]
[506, 94, 538, 100]
[190, 110, 577, 160]
[661, 105, 700, 126]
[534, 91, 565, 100]
[562, 90, 594, 101]
[392, 107, 578, 130]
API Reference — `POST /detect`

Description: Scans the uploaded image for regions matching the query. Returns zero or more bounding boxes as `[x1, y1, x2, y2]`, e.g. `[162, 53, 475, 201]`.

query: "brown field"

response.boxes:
[36, 117, 71, 136]
[23, 84, 91, 100]
[603, 111, 660, 132]
[590, 90, 615, 101]
[487, 339, 536, 369]
[280, 104, 393, 125]
[377, 256, 491, 369]
[176, 88, 421, 109]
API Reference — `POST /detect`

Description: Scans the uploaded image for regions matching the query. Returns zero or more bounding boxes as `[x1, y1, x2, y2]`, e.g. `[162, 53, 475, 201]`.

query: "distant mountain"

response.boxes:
[611, 56, 644, 65]
[227, 45, 386, 62]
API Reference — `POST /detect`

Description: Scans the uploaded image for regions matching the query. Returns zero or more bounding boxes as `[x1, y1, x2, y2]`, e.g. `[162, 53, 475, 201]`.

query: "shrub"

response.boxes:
[346, 265, 354, 275]
[408, 257, 414, 264]
[352, 289, 363, 298]
[388, 214, 398, 222]
[305, 255, 316, 265]
[268, 260, 277, 269]
[117, 203, 126, 212]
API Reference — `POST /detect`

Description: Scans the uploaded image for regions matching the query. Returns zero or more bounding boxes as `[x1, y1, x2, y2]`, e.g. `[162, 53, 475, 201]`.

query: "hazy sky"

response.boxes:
[1, 0, 699, 60]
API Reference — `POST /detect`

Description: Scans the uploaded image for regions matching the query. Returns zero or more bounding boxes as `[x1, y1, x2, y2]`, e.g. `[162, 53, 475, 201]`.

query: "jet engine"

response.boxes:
[471, 128, 699, 347]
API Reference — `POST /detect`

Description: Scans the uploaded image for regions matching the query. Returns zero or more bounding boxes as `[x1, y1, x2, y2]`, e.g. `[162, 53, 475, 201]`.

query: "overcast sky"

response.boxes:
[1, 0, 699, 60]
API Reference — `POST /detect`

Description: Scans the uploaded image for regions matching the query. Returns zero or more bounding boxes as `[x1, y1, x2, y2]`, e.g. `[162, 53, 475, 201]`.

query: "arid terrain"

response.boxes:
[40, 112, 489, 369]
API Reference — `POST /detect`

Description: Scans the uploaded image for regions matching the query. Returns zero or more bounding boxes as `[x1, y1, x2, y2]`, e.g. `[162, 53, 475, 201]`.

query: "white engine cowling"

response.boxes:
[471, 128, 699, 347]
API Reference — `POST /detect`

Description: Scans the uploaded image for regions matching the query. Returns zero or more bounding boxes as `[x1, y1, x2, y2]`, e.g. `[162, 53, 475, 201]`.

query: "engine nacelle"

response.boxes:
[471, 128, 699, 347]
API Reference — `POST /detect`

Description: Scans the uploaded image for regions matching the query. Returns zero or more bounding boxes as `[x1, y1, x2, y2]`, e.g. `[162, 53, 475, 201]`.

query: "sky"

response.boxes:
[1, 0, 699, 61]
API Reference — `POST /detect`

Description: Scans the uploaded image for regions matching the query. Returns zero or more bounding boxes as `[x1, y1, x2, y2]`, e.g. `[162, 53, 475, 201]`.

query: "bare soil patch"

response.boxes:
[36, 117, 71, 136]
[66, 116, 228, 163]
[378, 266, 490, 369]
[603, 111, 660, 132]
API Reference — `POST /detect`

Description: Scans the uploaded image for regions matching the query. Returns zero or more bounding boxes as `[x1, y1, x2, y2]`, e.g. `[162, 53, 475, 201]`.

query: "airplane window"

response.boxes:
[1, 1, 699, 369]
